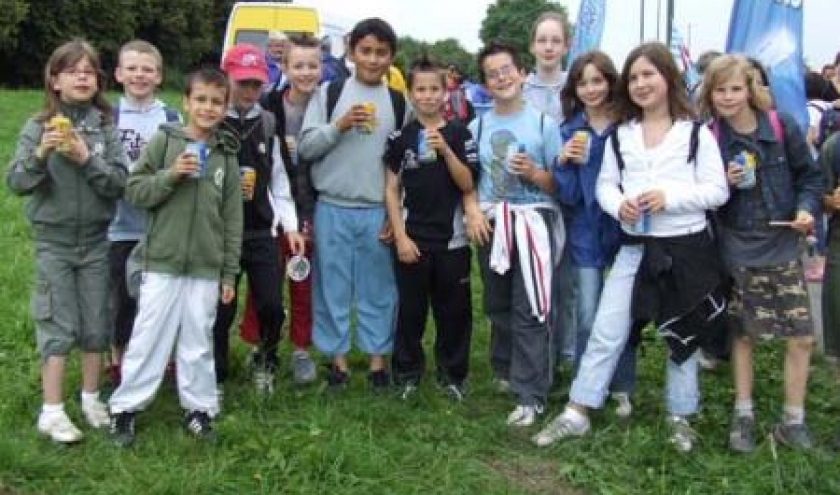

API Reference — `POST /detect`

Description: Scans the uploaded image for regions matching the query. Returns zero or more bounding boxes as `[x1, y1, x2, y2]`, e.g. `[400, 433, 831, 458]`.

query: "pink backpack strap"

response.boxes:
[768, 110, 784, 142]
[710, 119, 720, 141]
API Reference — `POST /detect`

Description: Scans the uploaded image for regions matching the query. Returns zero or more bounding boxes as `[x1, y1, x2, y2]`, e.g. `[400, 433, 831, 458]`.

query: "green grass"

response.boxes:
[1, 89, 839, 495]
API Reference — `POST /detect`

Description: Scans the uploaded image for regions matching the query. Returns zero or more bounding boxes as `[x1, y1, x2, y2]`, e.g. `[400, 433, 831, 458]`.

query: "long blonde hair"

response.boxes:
[699, 54, 772, 118]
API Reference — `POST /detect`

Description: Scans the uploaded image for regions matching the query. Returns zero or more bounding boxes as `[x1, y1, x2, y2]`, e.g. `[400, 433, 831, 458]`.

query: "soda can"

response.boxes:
[417, 129, 437, 162]
[506, 143, 525, 174]
[286, 254, 311, 282]
[573, 130, 590, 164]
[734, 151, 756, 189]
[185, 142, 207, 179]
[633, 209, 651, 234]
[49, 114, 72, 153]
[240, 166, 256, 201]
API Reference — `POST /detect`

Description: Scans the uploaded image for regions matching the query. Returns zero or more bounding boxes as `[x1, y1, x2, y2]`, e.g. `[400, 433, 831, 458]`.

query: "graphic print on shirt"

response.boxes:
[119, 128, 146, 163]
[489, 128, 523, 201]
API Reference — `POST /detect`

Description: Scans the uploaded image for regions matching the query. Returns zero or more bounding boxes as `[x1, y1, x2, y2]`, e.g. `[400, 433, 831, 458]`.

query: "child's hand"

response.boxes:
[220, 284, 235, 304]
[425, 128, 448, 153]
[637, 190, 665, 214]
[36, 125, 65, 160]
[465, 208, 492, 246]
[726, 162, 745, 186]
[286, 231, 306, 256]
[172, 152, 199, 179]
[62, 130, 91, 165]
[508, 152, 536, 179]
[561, 138, 585, 165]
[790, 209, 814, 235]
[378, 219, 394, 244]
[395, 235, 421, 264]
[337, 104, 372, 133]
[619, 198, 642, 223]
[830, 187, 840, 211]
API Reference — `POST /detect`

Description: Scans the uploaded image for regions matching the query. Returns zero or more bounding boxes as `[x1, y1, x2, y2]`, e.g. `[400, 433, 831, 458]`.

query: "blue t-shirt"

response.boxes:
[469, 103, 560, 206]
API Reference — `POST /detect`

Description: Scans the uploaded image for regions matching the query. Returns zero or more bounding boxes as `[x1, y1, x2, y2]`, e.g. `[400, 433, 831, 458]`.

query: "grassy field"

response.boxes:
[0, 89, 839, 495]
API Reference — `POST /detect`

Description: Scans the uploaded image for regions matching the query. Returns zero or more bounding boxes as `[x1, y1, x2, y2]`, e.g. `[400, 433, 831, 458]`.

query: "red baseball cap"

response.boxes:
[222, 44, 269, 83]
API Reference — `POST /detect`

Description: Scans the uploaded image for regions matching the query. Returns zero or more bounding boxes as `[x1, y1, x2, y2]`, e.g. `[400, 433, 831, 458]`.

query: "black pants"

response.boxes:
[108, 240, 138, 350]
[391, 246, 472, 386]
[212, 235, 284, 382]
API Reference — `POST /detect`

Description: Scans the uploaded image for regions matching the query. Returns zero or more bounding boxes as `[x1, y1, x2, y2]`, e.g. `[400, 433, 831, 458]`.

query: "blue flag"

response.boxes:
[726, 0, 808, 132]
[567, 0, 607, 67]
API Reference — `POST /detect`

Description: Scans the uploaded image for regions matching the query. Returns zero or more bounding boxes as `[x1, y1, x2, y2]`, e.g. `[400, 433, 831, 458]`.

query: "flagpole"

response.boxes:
[666, 0, 675, 47]
[640, 0, 645, 43]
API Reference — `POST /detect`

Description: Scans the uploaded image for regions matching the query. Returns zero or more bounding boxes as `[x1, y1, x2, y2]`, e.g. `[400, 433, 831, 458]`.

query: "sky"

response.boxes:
[297, 0, 837, 69]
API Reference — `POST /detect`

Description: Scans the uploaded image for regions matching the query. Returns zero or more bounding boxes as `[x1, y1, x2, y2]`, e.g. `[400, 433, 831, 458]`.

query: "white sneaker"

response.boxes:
[506, 404, 543, 427]
[667, 415, 696, 453]
[532, 410, 590, 447]
[37, 411, 83, 443]
[612, 392, 633, 419]
[253, 370, 275, 394]
[81, 398, 110, 428]
[291, 350, 317, 384]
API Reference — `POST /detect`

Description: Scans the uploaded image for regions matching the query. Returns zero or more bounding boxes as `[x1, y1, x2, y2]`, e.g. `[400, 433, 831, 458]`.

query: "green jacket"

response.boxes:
[127, 123, 243, 286]
[6, 103, 128, 244]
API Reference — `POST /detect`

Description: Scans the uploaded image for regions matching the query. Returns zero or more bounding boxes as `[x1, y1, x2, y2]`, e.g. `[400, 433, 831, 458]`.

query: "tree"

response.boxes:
[479, 0, 571, 70]
[0, 0, 28, 53]
[395, 36, 476, 81]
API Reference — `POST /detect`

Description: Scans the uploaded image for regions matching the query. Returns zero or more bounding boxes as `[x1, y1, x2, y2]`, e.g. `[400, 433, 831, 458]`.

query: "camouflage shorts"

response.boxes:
[727, 260, 813, 339]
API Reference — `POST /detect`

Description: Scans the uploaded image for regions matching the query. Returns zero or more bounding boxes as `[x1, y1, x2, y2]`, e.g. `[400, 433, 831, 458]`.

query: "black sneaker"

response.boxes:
[368, 369, 391, 393]
[183, 411, 216, 442]
[396, 380, 419, 400]
[325, 365, 350, 392]
[110, 411, 135, 448]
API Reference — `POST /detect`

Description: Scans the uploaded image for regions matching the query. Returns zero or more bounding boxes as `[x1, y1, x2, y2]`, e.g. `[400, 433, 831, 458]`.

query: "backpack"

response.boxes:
[112, 101, 180, 127]
[709, 110, 784, 146]
[807, 102, 840, 149]
[611, 121, 704, 174]
[325, 77, 406, 130]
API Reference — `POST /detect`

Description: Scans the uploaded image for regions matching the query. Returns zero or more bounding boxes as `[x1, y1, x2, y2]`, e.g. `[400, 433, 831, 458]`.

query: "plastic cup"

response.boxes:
[573, 130, 590, 164]
[358, 102, 376, 134]
[734, 151, 756, 189]
[49, 115, 72, 153]
[240, 166, 256, 200]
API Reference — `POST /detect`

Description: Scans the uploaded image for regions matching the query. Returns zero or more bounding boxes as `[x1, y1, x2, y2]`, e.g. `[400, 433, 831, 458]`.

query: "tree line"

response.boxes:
[0, 0, 568, 88]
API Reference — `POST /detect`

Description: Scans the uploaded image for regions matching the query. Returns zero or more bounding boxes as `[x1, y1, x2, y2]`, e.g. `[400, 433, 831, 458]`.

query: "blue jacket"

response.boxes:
[553, 111, 621, 268]
[714, 111, 823, 230]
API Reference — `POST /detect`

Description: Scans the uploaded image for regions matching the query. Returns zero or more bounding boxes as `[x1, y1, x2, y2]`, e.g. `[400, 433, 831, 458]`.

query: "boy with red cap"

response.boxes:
[211, 44, 304, 394]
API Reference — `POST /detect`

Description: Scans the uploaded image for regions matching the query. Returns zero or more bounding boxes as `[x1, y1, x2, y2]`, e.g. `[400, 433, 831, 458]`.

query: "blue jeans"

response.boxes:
[312, 202, 397, 356]
[572, 266, 636, 395]
[569, 245, 700, 416]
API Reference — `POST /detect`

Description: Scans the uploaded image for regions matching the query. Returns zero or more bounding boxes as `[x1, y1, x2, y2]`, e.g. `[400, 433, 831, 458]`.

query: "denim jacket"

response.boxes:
[715, 111, 822, 230]
[553, 111, 621, 268]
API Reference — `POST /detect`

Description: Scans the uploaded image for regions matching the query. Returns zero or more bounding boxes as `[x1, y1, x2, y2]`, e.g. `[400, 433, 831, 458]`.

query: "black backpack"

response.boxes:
[325, 77, 406, 130]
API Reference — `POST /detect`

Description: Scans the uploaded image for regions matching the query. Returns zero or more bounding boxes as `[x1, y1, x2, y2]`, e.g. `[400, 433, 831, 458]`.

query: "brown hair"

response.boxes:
[184, 67, 230, 100]
[118, 39, 164, 72]
[698, 54, 772, 117]
[560, 50, 619, 121]
[614, 42, 694, 122]
[529, 11, 569, 44]
[38, 39, 111, 123]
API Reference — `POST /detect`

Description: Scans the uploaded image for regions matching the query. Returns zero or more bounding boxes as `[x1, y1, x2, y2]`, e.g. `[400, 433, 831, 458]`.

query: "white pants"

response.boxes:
[109, 273, 220, 416]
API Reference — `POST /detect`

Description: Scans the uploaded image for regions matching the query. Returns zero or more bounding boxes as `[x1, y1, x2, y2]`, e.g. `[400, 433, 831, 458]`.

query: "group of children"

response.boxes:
[7, 11, 835, 454]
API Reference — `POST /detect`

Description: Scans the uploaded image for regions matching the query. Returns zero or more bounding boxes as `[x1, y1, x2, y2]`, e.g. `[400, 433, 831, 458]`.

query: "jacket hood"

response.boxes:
[159, 122, 240, 154]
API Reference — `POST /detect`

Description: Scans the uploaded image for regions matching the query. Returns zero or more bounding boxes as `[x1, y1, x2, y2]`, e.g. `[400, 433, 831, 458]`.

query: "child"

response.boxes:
[7, 39, 128, 443]
[108, 68, 243, 446]
[384, 56, 478, 401]
[553, 50, 636, 418]
[466, 41, 561, 426]
[107, 39, 180, 385]
[298, 17, 409, 392]
[211, 44, 304, 393]
[523, 10, 576, 368]
[534, 42, 729, 452]
[699, 54, 823, 452]
[243, 33, 322, 385]
[821, 133, 840, 361]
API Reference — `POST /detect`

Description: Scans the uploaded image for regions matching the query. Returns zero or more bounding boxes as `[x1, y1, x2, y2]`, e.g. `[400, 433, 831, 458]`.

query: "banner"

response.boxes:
[726, 0, 807, 132]
[670, 24, 700, 92]
[567, 0, 607, 67]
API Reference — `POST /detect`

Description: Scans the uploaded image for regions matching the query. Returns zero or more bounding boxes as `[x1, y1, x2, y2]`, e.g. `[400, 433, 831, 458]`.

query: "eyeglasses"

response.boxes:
[485, 64, 517, 82]
[60, 68, 97, 78]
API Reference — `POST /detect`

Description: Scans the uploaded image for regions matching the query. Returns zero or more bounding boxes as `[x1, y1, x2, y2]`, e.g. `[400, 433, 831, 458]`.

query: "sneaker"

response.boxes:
[325, 365, 350, 392]
[443, 383, 466, 402]
[612, 392, 633, 419]
[183, 411, 216, 442]
[37, 410, 83, 443]
[253, 369, 276, 395]
[532, 410, 590, 447]
[109, 411, 135, 448]
[728, 415, 756, 453]
[397, 381, 418, 401]
[291, 350, 317, 384]
[773, 422, 813, 450]
[368, 369, 391, 393]
[667, 415, 696, 453]
[506, 404, 544, 427]
[81, 397, 110, 429]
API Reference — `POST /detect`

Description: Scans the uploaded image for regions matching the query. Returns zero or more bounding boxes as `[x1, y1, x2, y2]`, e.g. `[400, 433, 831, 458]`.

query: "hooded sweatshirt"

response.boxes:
[126, 123, 243, 286]
[7, 102, 128, 245]
[522, 72, 567, 123]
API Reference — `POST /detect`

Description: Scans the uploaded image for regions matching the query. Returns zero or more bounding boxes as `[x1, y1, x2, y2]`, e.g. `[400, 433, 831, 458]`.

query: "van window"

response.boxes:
[234, 30, 308, 51]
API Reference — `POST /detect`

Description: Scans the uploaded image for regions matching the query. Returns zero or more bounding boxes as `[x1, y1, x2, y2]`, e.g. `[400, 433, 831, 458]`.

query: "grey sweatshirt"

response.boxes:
[298, 77, 408, 207]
